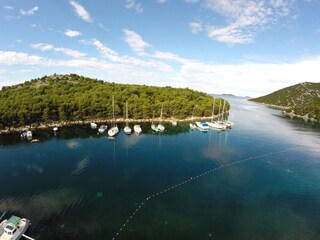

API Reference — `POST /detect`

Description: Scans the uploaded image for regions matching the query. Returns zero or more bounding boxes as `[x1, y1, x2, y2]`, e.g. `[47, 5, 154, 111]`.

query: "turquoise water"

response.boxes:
[0, 97, 320, 240]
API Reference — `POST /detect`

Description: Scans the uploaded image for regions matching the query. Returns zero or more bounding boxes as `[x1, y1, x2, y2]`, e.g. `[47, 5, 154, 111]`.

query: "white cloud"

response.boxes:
[158, 0, 167, 3]
[203, 0, 293, 44]
[1, 48, 320, 97]
[92, 40, 120, 62]
[64, 29, 82, 37]
[31, 43, 86, 58]
[92, 39, 172, 72]
[189, 21, 203, 34]
[20, 6, 39, 16]
[125, 0, 143, 13]
[153, 51, 189, 64]
[3, 6, 14, 10]
[175, 57, 320, 96]
[0, 51, 46, 65]
[69, 0, 92, 23]
[123, 29, 151, 56]
[185, 0, 199, 3]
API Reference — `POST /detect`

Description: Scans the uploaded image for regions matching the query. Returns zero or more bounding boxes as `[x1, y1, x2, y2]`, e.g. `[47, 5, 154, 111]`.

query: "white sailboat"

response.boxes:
[133, 124, 142, 134]
[157, 105, 165, 132]
[151, 111, 159, 132]
[108, 96, 119, 137]
[124, 101, 132, 135]
[206, 98, 226, 130]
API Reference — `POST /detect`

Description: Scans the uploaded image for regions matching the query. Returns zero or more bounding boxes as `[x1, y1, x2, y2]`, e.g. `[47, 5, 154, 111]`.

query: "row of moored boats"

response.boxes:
[190, 120, 233, 132]
[190, 98, 233, 131]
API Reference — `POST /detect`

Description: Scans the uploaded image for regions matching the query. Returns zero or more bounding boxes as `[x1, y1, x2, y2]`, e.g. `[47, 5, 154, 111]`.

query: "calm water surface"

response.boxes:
[0, 97, 319, 240]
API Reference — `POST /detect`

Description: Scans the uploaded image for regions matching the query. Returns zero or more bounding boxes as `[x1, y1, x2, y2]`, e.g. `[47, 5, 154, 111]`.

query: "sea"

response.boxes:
[0, 96, 319, 240]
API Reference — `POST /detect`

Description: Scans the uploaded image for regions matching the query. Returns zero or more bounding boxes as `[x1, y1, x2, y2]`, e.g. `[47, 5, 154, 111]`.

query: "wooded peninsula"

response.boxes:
[0, 74, 230, 129]
[249, 82, 320, 122]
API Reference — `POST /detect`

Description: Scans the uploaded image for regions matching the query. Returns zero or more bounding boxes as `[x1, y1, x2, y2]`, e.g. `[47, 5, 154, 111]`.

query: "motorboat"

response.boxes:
[98, 125, 108, 133]
[0, 215, 30, 240]
[195, 122, 209, 130]
[90, 123, 97, 129]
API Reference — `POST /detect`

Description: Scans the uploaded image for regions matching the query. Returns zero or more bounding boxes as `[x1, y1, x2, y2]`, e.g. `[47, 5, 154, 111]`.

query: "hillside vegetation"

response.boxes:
[0, 74, 229, 128]
[249, 82, 320, 120]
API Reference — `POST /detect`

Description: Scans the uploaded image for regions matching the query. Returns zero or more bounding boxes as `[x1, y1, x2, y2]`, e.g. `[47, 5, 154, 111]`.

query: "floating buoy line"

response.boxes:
[112, 147, 297, 240]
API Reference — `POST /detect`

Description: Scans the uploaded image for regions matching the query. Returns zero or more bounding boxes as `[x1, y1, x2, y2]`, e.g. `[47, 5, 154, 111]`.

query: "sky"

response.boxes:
[0, 0, 320, 97]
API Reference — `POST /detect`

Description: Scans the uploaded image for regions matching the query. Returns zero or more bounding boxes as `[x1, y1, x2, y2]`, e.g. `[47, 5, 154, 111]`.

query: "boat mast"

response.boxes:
[218, 100, 222, 121]
[112, 95, 115, 127]
[160, 104, 163, 124]
[222, 99, 226, 121]
[126, 101, 129, 127]
[212, 98, 215, 122]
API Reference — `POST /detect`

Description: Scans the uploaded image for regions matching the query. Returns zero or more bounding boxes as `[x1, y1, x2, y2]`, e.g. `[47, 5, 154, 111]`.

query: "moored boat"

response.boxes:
[108, 96, 119, 137]
[123, 101, 132, 135]
[206, 121, 226, 130]
[151, 124, 159, 132]
[0, 215, 30, 240]
[124, 126, 132, 135]
[133, 124, 142, 134]
[189, 123, 197, 130]
[195, 122, 209, 130]
[157, 105, 165, 132]
[98, 125, 108, 133]
[90, 123, 97, 129]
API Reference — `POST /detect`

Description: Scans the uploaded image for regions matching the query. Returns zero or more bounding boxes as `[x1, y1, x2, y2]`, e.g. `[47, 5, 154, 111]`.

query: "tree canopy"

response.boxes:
[0, 74, 230, 128]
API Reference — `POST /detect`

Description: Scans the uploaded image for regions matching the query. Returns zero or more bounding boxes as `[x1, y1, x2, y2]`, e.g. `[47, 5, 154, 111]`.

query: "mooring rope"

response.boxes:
[112, 147, 296, 240]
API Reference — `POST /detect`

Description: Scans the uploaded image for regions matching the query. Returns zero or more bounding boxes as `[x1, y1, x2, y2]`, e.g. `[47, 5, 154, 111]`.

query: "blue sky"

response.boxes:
[1, 0, 320, 97]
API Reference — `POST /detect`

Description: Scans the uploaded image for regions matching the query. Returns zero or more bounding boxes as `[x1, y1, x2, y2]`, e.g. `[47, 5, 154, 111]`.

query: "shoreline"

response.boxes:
[250, 101, 318, 123]
[282, 111, 319, 123]
[0, 112, 230, 135]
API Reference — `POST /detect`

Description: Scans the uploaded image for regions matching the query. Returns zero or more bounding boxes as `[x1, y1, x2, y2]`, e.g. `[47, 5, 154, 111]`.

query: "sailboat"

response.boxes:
[206, 98, 225, 130]
[124, 101, 132, 135]
[133, 124, 142, 134]
[108, 96, 119, 137]
[151, 111, 159, 132]
[157, 105, 165, 132]
[219, 99, 234, 129]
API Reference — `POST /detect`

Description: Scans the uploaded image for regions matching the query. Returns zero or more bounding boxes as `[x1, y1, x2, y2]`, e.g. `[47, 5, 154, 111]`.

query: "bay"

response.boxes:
[0, 96, 320, 240]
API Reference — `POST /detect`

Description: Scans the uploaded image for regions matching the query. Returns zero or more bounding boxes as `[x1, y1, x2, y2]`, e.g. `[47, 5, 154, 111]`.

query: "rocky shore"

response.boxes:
[282, 110, 319, 123]
[250, 101, 318, 123]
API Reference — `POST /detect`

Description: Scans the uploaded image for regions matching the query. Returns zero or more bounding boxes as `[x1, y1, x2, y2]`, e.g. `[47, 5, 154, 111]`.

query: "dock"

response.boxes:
[22, 234, 36, 240]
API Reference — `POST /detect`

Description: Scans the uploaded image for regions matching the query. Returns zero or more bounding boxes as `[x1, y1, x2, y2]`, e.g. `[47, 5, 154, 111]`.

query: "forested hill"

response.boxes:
[249, 82, 320, 120]
[0, 74, 230, 128]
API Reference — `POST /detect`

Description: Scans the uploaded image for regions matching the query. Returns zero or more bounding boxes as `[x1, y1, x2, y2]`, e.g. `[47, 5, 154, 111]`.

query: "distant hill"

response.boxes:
[249, 82, 320, 121]
[0, 74, 229, 128]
